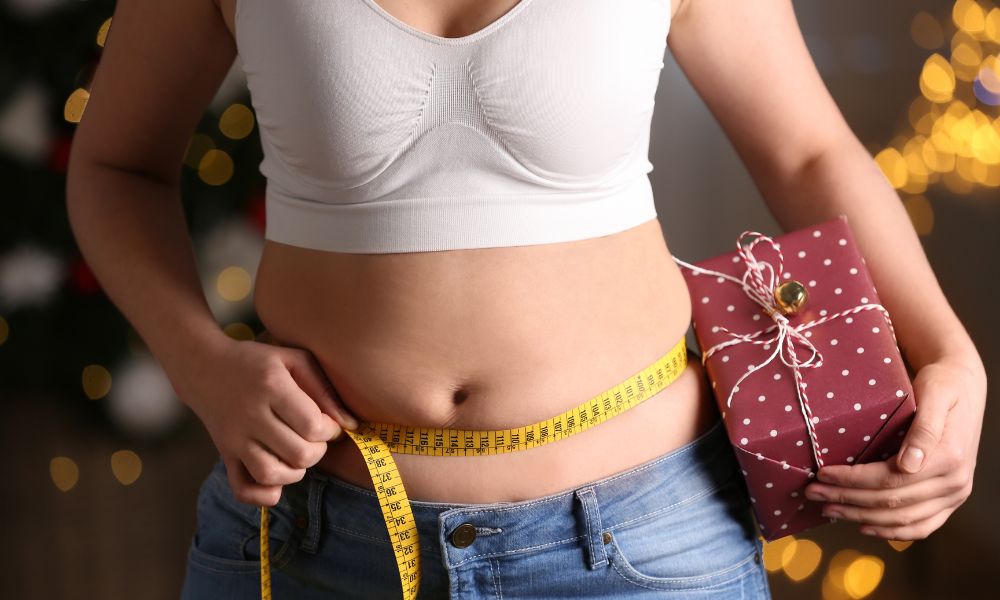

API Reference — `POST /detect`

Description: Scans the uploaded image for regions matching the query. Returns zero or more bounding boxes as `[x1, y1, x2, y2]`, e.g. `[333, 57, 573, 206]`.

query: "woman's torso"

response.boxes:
[217, 0, 716, 504]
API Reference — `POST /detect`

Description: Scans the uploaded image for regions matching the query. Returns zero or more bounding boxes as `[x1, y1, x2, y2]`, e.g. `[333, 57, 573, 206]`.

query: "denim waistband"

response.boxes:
[301, 417, 738, 569]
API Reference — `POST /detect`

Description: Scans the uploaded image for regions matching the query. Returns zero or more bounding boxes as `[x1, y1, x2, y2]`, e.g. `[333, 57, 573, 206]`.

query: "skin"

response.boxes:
[66, 0, 986, 543]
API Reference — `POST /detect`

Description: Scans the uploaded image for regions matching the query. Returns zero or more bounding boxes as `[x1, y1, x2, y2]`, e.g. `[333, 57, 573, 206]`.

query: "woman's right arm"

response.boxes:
[65, 0, 357, 506]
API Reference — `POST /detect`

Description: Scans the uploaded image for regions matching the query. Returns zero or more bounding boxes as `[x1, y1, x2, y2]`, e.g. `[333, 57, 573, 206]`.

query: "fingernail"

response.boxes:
[343, 415, 359, 431]
[900, 446, 924, 472]
[860, 527, 877, 536]
[822, 508, 841, 519]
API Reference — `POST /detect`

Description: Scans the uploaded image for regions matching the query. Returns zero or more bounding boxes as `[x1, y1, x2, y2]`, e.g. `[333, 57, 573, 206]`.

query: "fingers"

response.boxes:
[805, 475, 948, 510]
[858, 506, 956, 541]
[817, 451, 948, 490]
[897, 374, 957, 474]
[254, 408, 331, 470]
[819, 493, 958, 528]
[243, 439, 307, 487]
[280, 348, 360, 432]
[223, 455, 282, 507]
[270, 385, 342, 443]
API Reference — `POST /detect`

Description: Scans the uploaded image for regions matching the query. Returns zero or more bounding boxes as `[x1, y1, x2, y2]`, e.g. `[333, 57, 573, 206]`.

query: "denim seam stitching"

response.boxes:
[610, 548, 758, 591]
[452, 534, 582, 566]
[603, 472, 739, 531]
[490, 558, 503, 599]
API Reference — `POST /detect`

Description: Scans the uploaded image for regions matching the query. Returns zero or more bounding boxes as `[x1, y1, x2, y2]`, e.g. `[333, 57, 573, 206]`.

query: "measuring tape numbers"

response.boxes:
[259, 335, 689, 600]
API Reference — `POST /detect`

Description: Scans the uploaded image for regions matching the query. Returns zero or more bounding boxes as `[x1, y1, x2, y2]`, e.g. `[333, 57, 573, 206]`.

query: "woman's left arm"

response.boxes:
[669, 0, 988, 539]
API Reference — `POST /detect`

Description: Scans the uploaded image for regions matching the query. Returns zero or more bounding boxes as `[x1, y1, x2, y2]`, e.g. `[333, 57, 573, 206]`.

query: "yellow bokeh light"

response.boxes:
[956, 154, 980, 181]
[224, 322, 256, 341]
[980, 162, 1000, 186]
[980, 56, 1000, 95]
[782, 538, 823, 582]
[97, 17, 112, 47]
[216, 266, 253, 302]
[953, 0, 986, 34]
[887, 539, 914, 552]
[111, 450, 142, 486]
[971, 122, 1000, 164]
[903, 195, 935, 235]
[907, 96, 933, 131]
[920, 54, 955, 103]
[874, 148, 908, 188]
[762, 535, 796, 572]
[64, 88, 90, 123]
[942, 164, 976, 192]
[950, 42, 981, 82]
[82, 364, 113, 400]
[50, 456, 80, 492]
[823, 549, 863, 600]
[910, 11, 944, 49]
[198, 149, 234, 186]
[183, 133, 216, 169]
[822, 572, 852, 600]
[970, 153, 992, 183]
[219, 103, 256, 140]
[986, 7, 1000, 42]
[844, 555, 885, 599]
[0, 314, 8, 345]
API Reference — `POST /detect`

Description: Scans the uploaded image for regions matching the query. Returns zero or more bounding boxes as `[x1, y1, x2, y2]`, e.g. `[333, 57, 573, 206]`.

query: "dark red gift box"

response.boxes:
[674, 214, 916, 540]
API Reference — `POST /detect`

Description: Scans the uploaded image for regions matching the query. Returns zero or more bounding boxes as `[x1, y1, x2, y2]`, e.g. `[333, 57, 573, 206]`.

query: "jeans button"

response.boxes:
[450, 523, 477, 548]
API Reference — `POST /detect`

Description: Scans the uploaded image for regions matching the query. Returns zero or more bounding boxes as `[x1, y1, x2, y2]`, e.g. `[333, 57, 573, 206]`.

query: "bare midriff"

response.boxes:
[252, 217, 720, 504]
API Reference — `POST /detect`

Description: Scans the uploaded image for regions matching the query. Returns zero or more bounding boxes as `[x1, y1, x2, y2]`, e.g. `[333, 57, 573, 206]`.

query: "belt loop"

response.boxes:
[299, 474, 327, 554]
[574, 487, 608, 569]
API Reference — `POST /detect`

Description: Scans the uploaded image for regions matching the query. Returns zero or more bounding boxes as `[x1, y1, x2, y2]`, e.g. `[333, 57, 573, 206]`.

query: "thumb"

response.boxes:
[897, 377, 952, 474]
[280, 348, 360, 432]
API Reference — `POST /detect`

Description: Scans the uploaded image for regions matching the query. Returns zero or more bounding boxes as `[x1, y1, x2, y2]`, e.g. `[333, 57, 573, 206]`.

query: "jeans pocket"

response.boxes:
[186, 459, 297, 575]
[604, 474, 762, 593]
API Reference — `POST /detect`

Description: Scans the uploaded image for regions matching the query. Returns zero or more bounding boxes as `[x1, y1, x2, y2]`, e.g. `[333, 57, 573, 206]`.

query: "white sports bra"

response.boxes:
[234, 0, 672, 253]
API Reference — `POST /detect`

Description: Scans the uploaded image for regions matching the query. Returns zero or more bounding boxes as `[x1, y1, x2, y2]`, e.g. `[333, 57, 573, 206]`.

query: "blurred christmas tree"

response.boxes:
[0, 0, 266, 440]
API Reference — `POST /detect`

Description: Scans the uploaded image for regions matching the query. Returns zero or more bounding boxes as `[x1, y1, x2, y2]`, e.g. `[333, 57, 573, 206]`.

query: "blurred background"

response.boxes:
[0, 0, 997, 598]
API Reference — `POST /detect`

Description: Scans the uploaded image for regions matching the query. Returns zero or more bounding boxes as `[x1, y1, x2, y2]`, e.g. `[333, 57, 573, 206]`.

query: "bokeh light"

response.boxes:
[81, 364, 112, 400]
[97, 17, 111, 47]
[920, 54, 956, 103]
[762, 534, 798, 572]
[782, 538, 824, 582]
[198, 149, 235, 186]
[224, 321, 256, 341]
[63, 88, 89, 123]
[843, 555, 885, 598]
[219, 103, 256, 139]
[887, 539, 914, 552]
[50, 456, 80, 492]
[216, 265, 252, 301]
[110, 450, 142, 486]
[911, 11, 945, 49]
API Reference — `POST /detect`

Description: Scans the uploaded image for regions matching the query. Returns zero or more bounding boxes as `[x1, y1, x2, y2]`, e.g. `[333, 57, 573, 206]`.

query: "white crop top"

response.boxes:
[234, 0, 672, 253]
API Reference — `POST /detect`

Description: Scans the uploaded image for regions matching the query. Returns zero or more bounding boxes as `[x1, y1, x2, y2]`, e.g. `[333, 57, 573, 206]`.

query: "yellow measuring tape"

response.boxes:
[259, 335, 688, 599]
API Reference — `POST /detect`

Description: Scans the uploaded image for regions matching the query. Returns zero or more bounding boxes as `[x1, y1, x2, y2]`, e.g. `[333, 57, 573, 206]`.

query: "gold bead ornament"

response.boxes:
[773, 280, 809, 314]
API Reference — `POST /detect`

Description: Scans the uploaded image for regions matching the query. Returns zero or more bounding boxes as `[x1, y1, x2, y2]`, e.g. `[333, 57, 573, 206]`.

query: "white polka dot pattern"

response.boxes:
[674, 215, 916, 540]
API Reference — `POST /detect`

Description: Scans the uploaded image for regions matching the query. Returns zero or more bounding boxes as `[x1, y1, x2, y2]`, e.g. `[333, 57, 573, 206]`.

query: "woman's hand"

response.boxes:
[173, 335, 360, 507]
[803, 353, 986, 540]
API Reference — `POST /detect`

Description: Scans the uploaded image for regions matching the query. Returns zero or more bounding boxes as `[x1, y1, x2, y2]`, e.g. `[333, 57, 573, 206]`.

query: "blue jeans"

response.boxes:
[180, 419, 771, 599]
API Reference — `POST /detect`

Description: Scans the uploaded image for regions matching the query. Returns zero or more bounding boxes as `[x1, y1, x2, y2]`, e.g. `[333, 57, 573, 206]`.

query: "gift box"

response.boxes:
[674, 214, 916, 540]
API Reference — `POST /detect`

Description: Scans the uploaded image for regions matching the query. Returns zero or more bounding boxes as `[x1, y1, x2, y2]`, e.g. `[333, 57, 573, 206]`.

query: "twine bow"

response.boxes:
[673, 230, 897, 471]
